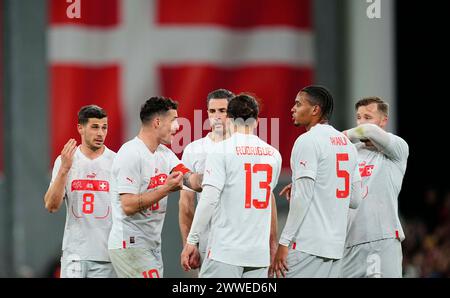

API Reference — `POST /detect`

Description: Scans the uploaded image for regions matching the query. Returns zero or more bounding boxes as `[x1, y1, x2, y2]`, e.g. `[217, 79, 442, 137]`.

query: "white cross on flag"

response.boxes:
[48, 0, 314, 169]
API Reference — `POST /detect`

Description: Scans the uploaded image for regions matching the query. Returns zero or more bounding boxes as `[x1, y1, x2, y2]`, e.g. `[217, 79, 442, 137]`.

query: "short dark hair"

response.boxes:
[206, 89, 235, 106]
[140, 96, 178, 124]
[300, 85, 334, 121]
[355, 97, 389, 116]
[78, 105, 107, 125]
[227, 93, 259, 124]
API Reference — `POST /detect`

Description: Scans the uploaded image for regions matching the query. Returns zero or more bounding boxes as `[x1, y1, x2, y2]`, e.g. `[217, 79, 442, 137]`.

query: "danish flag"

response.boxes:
[48, 0, 313, 170]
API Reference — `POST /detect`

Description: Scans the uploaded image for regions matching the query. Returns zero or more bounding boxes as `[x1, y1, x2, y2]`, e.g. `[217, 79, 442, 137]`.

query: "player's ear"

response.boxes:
[77, 123, 83, 135]
[380, 115, 388, 129]
[153, 117, 161, 129]
[312, 105, 320, 117]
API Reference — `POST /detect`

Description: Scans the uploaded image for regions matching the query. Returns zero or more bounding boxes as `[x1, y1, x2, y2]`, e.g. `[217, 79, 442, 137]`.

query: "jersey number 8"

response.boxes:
[82, 193, 95, 214]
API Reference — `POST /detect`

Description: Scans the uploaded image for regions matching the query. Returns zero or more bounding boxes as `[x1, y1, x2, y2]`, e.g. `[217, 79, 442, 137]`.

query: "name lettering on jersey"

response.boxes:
[71, 179, 109, 192]
[236, 146, 274, 156]
[147, 174, 168, 190]
[359, 162, 375, 177]
[330, 136, 348, 146]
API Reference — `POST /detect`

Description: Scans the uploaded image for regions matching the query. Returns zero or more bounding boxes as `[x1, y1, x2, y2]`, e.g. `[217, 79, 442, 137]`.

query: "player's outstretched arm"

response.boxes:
[44, 139, 77, 213]
[121, 172, 183, 216]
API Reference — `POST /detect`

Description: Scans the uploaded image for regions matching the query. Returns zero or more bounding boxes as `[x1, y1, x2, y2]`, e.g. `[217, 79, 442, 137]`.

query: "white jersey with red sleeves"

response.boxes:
[202, 133, 282, 267]
[108, 137, 182, 250]
[346, 134, 408, 247]
[181, 133, 218, 254]
[290, 124, 359, 259]
[50, 146, 116, 262]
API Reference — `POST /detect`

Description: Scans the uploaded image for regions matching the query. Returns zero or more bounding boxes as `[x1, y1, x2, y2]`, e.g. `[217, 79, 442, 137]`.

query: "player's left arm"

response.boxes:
[181, 184, 220, 271]
[344, 124, 408, 161]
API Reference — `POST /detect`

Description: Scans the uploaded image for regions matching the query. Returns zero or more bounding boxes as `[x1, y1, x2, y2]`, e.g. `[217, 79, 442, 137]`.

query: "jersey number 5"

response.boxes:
[244, 163, 273, 209]
[336, 153, 350, 199]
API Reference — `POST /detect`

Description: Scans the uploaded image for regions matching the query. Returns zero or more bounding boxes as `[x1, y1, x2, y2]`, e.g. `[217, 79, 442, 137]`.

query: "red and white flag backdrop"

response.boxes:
[48, 0, 314, 170]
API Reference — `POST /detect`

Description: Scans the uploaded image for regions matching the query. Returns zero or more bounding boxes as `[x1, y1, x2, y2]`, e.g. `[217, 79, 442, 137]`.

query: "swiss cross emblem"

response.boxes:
[359, 164, 375, 177]
[147, 174, 168, 190]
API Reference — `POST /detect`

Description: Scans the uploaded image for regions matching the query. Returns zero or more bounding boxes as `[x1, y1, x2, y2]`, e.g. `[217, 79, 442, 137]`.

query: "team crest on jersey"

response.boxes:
[147, 174, 168, 189]
[359, 161, 375, 177]
[71, 179, 109, 192]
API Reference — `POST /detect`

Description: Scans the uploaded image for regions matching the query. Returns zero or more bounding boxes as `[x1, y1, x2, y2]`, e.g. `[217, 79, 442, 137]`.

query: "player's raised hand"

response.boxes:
[165, 171, 183, 192]
[181, 243, 198, 271]
[273, 245, 289, 278]
[60, 139, 77, 172]
[279, 183, 292, 202]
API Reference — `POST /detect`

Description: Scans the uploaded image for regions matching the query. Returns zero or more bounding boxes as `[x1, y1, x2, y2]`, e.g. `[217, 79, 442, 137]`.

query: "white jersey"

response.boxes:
[50, 146, 116, 262]
[203, 133, 282, 267]
[181, 134, 218, 254]
[345, 134, 408, 247]
[108, 137, 182, 250]
[289, 124, 360, 259]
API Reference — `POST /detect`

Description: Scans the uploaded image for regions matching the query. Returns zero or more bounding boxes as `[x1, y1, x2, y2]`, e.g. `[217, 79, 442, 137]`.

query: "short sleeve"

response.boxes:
[292, 137, 318, 181]
[202, 152, 226, 191]
[115, 148, 141, 195]
[272, 150, 283, 189]
[181, 144, 194, 172]
[165, 147, 184, 172]
[50, 156, 62, 185]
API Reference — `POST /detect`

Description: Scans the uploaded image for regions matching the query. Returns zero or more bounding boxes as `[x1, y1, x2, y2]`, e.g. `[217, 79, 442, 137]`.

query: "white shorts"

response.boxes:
[285, 249, 341, 278]
[340, 238, 403, 278]
[199, 258, 268, 278]
[60, 255, 116, 278]
[109, 248, 163, 278]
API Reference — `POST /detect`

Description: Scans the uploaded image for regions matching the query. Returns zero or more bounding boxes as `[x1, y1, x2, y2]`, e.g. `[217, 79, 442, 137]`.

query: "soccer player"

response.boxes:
[340, 97, 409, 278]
[108, 96, 203, 278]
[179, 89, 235, 270]
[274, 85, 362, 278]
[181, 93, 282, 278]
[44, 105, 116, 278]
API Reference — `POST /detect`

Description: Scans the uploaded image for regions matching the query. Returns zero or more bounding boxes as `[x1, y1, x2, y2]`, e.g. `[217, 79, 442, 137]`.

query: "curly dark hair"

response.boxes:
[227, 93, 260, 123]
[140, 96, 178, 124]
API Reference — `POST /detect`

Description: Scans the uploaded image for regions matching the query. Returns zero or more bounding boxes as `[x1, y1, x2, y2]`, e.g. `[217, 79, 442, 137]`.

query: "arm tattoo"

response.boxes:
[138, 193, 145, 211]
[183, 172, 193, 189]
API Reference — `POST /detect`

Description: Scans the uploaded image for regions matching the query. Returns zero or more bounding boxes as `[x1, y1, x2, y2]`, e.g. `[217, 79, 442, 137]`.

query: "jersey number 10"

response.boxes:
[244, 163, 273, 209]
